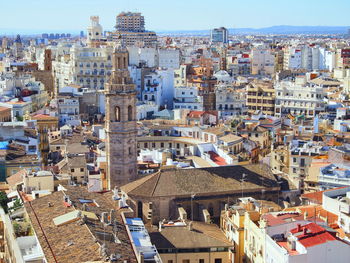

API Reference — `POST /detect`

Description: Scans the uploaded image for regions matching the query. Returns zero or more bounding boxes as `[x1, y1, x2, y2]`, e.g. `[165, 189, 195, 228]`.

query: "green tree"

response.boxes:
[12, 198, 22, 211]
[0, 192, 9, 213]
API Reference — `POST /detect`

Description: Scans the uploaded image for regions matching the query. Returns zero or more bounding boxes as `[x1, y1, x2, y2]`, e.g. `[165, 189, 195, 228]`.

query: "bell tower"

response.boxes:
[105, 45, 137, 189]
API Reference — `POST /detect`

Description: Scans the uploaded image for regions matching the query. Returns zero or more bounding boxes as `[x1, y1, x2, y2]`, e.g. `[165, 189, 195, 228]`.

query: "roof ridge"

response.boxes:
[150, 170, 162, 197]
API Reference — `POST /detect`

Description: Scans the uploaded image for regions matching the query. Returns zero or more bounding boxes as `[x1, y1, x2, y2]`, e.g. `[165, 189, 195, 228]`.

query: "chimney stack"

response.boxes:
[297, 224, 301, 232]
[188, 221, 193, 231]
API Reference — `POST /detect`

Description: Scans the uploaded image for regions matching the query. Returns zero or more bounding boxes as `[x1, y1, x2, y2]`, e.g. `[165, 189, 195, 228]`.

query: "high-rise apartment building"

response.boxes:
[116, 12, 145, 32]
[211, 27, 228, 44]
[109, 12, 157, 47]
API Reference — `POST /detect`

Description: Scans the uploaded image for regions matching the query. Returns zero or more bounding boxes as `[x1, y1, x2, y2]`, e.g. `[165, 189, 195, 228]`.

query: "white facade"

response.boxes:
[86, 16, 103, 44]
[251, 48, 275, 75]
[128, 47, 157, 68]
[173, 86, 203, 110]
[158, 49, 180, 69]
[323, 186, 350, 235]
[53, 45, 113, 92]
[215, 83, 246, 117]
[284, 47, 302, 70]
[57, 96, 80, 126]
[274, 77, 325, 118]
[127, 47, 180, 69]
[142, 69, 174, 109]
[136, 102, 158, 120]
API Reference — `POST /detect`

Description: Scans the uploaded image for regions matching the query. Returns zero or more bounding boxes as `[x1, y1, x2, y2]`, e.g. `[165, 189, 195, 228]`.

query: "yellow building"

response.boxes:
[238, 124, 271, 156]
[220, 198, 280, 263]
[246, 80, 275, 115]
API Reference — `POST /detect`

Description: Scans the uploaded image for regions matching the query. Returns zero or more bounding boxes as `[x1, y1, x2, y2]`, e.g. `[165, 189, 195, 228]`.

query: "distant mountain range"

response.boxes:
[157, 25, 350, 35]
[1, 25, 349, 37]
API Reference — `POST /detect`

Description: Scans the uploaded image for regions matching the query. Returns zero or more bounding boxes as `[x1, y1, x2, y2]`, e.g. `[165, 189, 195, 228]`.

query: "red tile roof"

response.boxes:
[284, 205, 338, 224]
[262, 212, 303, 226]
[188, 111, 205, 118]
[208, 151, 227, 166]
[290, 223, 336, 248]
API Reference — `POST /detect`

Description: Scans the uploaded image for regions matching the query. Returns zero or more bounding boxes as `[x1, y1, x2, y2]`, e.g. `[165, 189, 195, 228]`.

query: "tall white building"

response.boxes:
[142, 69, 174, 109]
[251, 48, 275, 75]
[274, 76, 325, 118]
[283, 47, 302, 70]
[53, 45, 114, 92]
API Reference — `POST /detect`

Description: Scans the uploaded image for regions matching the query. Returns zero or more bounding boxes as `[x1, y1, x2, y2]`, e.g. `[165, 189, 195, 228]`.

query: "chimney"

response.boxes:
[297, 224, 302, 232]
[303, 227, 308, 235]
[304, 211, 308, 220]
[188, 221, 193, 231]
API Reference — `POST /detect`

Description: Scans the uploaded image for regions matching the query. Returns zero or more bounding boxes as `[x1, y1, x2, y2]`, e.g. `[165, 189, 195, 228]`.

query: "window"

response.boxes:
[152, 143, 155, 148]
[128, 105, 133, 121]
[144, 143, 148, 148]
[71, 168, 75, 173]
[161, 143, 164, 148]
[293, 157, 296, 163]
[115, 106, 120, 122]
[129, 147, 132, 155]
[80, 168, 84, 172]
[183, 260, 190, 263]
[168, 261, 173, 263]
[199, 260, 204, 263]
[177, 143, 180, 149]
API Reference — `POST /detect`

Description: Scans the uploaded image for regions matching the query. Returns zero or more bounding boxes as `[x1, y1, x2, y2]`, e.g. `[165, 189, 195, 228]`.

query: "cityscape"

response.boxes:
[1, 1, 350, 263]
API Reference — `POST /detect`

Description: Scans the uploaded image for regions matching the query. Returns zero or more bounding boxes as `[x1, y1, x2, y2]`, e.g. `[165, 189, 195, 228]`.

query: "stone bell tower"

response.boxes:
[105, 44, 137, 189]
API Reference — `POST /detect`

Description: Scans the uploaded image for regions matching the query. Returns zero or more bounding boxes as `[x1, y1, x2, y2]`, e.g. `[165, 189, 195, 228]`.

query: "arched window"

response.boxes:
[128, 105, 132, 121]
[115, 106, 120, 122]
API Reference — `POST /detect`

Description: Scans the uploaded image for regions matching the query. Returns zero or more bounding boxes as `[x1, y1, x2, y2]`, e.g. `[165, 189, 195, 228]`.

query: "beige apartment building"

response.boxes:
[246, 80, 275, 115]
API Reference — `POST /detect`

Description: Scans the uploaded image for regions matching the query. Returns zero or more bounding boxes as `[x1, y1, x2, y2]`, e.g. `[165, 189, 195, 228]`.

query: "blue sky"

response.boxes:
[0, 0, 349, 33]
